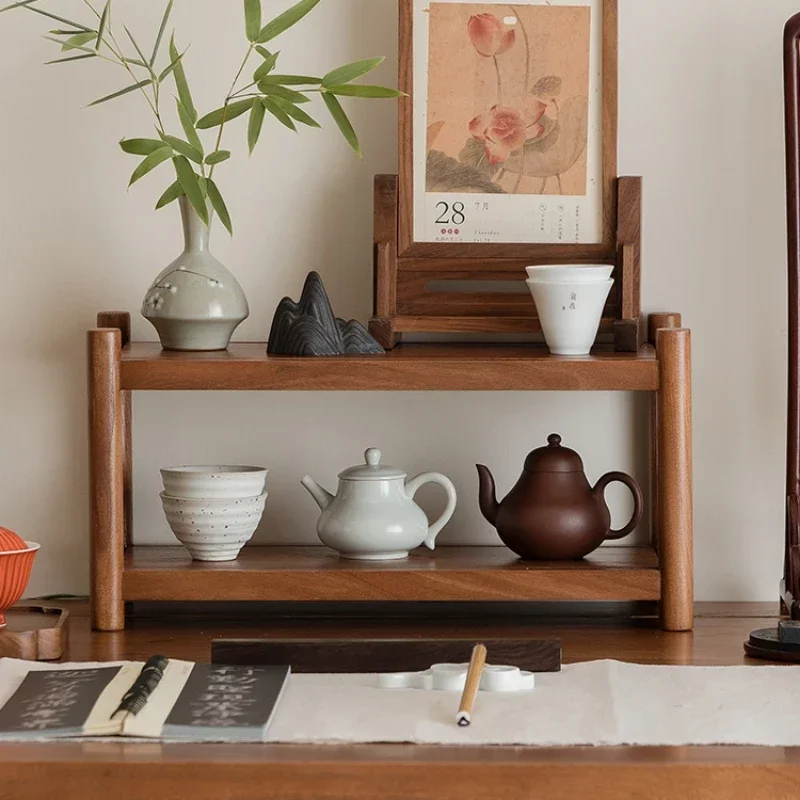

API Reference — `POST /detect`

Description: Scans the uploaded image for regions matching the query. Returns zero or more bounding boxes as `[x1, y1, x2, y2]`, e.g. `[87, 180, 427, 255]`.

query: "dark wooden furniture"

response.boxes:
[783, 12, 800, 619]
[370, 1, 639, 349]
[1, 601, 797, 800]
[371, 175, 643, 351]
[88, 311, 692, 633]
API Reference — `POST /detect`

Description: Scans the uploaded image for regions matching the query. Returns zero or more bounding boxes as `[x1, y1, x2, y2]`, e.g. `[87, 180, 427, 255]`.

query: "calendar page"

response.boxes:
[413, 0, 604, 245]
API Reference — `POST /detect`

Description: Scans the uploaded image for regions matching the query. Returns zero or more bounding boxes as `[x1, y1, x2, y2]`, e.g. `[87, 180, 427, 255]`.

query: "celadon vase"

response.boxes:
[142, 197, 249, 351]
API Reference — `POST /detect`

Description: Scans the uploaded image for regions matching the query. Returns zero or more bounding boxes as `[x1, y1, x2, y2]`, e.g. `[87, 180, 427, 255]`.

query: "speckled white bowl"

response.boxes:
[160, 492, 268, 561]
[160, 465, 268, 500]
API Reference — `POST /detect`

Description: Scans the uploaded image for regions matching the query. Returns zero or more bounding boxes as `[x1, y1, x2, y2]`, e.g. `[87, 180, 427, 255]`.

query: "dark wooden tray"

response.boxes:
[212, 637, 561, 673]
[0, 605, 69, 661]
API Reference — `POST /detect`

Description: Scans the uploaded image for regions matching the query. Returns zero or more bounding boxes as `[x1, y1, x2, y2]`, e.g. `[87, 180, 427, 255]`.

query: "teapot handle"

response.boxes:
[404, 473, 458, 550]
[592, 472, 643, 541]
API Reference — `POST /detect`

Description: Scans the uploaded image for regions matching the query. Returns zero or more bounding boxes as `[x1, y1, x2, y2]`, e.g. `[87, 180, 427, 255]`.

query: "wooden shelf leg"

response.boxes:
[97, 312, 132, 548]
[648, 314, 682, 555]
[89, 328, 125, 632]
[656, 326, 693, 631]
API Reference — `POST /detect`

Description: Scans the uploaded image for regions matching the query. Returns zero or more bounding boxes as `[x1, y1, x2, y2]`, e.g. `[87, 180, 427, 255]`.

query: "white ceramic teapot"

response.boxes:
[301, 448, 458, 561]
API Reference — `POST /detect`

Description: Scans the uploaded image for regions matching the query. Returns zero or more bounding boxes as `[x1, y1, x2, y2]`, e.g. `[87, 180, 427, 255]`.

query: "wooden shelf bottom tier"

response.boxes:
[122, 546, 660, 603]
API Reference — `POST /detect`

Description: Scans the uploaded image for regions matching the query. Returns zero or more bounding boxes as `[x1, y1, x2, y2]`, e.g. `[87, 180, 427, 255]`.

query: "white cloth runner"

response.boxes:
[2, 659, 799, 746]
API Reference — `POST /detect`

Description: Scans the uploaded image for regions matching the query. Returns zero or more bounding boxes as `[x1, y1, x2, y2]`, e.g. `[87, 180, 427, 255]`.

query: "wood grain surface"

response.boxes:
[0, 602, 795, 800]
[121, 546, 661, 603]
[118, 342, 659, 391]
[0, 606, 68, 660]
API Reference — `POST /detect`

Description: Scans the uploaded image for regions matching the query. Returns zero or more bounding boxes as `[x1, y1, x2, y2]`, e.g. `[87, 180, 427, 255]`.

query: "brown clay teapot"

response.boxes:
[477, 434, 643, 560]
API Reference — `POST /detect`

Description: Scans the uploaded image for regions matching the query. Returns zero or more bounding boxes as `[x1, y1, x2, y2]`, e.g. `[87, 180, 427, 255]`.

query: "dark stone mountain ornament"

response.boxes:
[267, 272, 384, 356]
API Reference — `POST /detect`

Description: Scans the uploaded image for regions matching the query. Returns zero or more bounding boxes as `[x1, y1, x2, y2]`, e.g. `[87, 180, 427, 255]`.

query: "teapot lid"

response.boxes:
[523, 434, 584, 473]
[338, 449, 407, 481]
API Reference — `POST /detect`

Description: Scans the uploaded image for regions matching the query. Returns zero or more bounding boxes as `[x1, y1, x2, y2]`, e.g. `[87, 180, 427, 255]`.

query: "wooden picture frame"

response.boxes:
[371, 0, 641, 350]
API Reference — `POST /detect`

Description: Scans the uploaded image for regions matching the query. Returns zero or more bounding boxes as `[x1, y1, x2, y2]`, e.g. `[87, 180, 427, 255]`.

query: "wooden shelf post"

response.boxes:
[655, 324, 693, 631]
[88, 326, 125, 632]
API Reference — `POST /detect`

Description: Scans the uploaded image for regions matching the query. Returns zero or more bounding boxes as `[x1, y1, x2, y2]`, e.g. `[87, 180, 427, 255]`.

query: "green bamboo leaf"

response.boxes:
[256, 0, 321, 43]
[206, 178, 232, 235]
[150, 0, 173, 65]
[170, 34, 196, 123]
[244, 0, 261, 42]
[88, 78, 152, 107]
[158, 48, 185, 82]
[129, 146, 172, 186]
[258, 74, 320, 85]
[44, 35, 97, 54]
[123, 25, 149, 68]
[176, 99, 204, 155]
[247, 100, 265, 153]
[325, 84, 404, 98]
[196, 98, 255, 129]
[159, 133, 202, 165]
[45, 52, 96, 64]
[322, 57, 384, 87]
[262, 97, 296, 132]
[95, 0, 109, 50]
[252, 50, 279, 81]
[0, 0, 42, 14]
[27, 6, 92, 31]
[173, 155, 208, 226]
[272, 96, 320, 128]
[205, 150, 231, 165]
[255, 45, 272, 60]
[49, 28, 88, 35]
[322, 92, 360, 158]
[155, 179, 183, 210]
[62, 31, 95, 51]
[198, 175, 208, 198]
[119, 137, 164, 155]
[258, 82, 309, 103]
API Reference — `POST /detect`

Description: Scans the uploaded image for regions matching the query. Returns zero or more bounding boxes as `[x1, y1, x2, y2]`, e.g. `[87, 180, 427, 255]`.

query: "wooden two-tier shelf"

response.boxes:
[88, 311, 692, 632]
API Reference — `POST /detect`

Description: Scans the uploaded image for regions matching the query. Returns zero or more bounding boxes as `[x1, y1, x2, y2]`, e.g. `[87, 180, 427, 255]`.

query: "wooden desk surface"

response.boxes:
[2, 602, 797, 800]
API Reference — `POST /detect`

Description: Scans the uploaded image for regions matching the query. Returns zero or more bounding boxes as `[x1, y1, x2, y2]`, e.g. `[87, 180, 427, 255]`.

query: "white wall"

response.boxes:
[0, 0, 790, 599]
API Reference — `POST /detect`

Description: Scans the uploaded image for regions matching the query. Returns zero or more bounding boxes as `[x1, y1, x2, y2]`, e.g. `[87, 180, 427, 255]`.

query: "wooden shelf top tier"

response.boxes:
[122, 546, 660, 603]
[117, 342, 658, 391]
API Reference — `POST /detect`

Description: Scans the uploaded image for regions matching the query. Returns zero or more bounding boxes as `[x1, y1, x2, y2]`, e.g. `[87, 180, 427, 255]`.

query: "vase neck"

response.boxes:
[179, 196, 211, 253]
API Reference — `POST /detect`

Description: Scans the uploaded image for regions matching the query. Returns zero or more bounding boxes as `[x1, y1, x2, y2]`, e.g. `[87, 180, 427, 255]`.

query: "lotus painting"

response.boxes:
[425, 3, 591, 197]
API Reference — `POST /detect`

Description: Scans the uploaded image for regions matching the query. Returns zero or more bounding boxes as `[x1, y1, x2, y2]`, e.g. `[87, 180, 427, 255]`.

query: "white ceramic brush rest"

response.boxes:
[377, 663, 535, 692]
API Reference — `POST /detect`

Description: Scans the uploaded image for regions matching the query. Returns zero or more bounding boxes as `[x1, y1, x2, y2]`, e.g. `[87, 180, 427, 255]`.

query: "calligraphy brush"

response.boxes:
[456, 643, 487, 727]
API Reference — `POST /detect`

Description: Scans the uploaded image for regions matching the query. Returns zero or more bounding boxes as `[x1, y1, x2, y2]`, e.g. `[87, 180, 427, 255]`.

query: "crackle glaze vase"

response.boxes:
[142, 197, 249, 351]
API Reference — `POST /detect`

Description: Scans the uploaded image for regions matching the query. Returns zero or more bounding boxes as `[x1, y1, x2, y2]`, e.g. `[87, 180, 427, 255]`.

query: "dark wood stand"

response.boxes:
[370, 175, 643, 352]
[88, 311, 692, 633]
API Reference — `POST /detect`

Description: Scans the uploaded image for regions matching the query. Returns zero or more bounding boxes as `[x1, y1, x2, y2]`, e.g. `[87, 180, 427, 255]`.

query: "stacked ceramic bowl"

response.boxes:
[159, 466, 269, 562]
[0, 527, 39, 628]
[526, 265, 615, 355]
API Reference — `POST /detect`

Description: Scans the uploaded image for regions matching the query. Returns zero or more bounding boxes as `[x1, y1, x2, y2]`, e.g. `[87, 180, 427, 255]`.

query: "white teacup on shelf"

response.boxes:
[160, 465, 268, 500]
[526, 279, 614, 356]
[525, 264, 614, 283]
[160, 492, 268, 561]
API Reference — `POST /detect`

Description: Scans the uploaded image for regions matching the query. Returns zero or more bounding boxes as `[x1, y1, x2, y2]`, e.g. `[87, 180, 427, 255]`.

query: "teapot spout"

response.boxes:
[301, 476, 334, 511]
[476, 464, 499, 526]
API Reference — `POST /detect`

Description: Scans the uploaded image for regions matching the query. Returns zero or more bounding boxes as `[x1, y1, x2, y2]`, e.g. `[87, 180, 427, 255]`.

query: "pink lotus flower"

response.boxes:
[467, 13, 516, 58]
[469, 105, 527, 165]
[523, 98, 548, 140]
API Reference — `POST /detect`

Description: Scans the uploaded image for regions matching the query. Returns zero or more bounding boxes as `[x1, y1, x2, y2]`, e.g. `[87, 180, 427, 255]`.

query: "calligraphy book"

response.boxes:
[0, 657, 290, 742]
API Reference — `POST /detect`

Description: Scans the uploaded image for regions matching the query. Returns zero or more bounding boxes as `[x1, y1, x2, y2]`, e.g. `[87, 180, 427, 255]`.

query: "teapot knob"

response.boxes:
[365, 448, 382, 466]
[547, 433, 562, 447]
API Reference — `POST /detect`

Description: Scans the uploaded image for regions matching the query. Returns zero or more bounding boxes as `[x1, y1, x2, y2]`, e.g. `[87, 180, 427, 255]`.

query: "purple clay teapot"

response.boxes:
[477, 434, 643, 560]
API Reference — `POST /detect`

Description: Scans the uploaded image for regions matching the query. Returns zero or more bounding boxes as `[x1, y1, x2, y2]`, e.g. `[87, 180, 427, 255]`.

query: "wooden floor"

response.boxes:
[2, 601, 798, 800]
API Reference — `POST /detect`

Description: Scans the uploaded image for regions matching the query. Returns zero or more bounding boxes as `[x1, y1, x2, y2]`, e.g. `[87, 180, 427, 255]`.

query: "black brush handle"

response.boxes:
[114, 656, 169, 717]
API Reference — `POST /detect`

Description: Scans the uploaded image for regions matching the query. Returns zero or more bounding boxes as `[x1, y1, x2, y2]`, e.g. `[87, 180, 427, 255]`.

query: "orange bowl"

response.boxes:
[0, 540, 39, 628]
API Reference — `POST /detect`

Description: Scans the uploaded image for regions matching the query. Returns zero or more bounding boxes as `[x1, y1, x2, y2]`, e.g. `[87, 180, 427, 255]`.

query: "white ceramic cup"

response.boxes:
[527, 279, 614, 355]
[160, 465, 268, 500]
[525, 264, 614, 283]
[160, 492, 268, 561]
